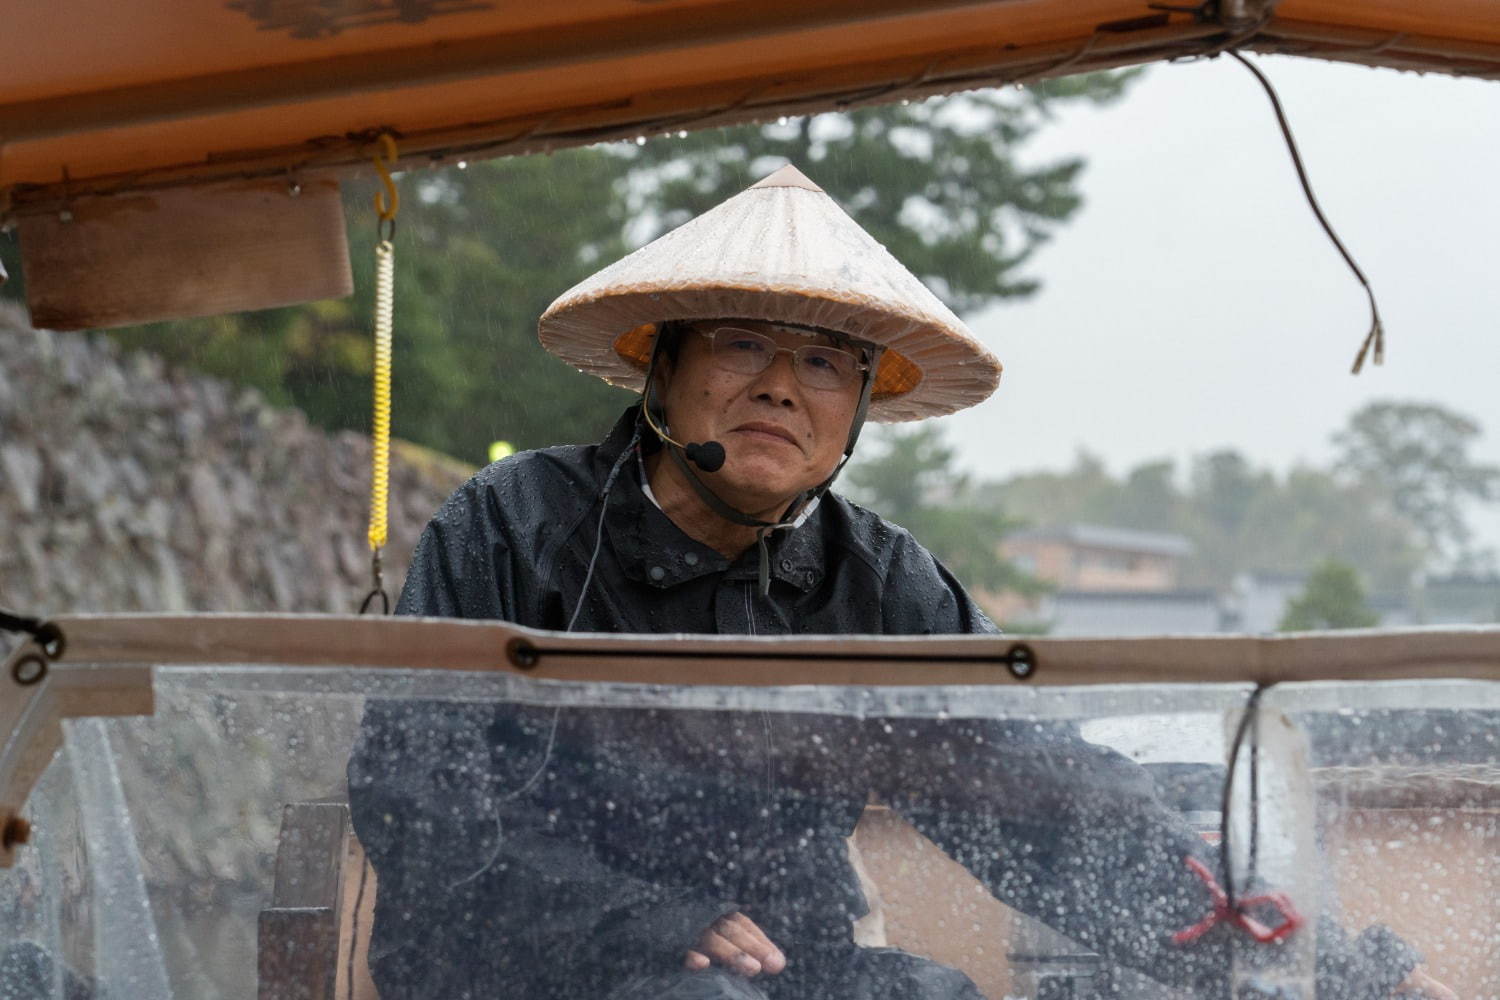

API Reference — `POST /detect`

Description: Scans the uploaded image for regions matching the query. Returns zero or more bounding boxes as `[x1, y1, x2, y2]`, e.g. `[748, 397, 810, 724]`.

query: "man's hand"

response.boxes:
[684, 912, 786, 977]
[1395, 965, 1457, 1000]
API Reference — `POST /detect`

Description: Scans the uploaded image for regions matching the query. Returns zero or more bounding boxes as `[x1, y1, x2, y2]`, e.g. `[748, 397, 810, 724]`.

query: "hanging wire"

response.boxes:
[1220, 683, 1269, 911]
[1227, 50, 1386, 374]
[361, 133, 399, 615]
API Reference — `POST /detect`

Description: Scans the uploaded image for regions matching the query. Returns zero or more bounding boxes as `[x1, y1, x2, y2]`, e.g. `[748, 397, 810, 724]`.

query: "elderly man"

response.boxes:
[349, 166, 1447, 1000]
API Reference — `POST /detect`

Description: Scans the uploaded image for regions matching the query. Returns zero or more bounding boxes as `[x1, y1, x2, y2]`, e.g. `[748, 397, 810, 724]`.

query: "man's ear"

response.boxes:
[650, 354, 674, 400]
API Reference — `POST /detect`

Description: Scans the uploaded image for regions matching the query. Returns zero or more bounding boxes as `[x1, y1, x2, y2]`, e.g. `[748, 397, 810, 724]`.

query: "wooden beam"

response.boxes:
[0, 0, 999, 143]
[20, 177, 351, 331]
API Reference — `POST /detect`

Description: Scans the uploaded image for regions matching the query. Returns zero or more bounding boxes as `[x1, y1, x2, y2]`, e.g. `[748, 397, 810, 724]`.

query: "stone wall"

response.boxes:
[0, 302, 473, 645]
[1, 302, 486, 996]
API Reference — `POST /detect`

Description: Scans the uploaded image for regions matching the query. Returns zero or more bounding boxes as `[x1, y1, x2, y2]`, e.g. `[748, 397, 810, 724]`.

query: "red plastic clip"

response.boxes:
[1172, 856, 1304, 946]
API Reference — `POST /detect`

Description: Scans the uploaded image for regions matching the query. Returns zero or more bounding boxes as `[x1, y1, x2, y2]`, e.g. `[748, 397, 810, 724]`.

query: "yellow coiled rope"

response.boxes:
[362, 134, 400, 614]
[369, 240, 393, 551]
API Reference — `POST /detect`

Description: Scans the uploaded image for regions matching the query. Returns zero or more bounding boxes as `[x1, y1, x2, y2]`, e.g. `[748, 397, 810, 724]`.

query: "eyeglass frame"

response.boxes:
[690, 322, 878, 391]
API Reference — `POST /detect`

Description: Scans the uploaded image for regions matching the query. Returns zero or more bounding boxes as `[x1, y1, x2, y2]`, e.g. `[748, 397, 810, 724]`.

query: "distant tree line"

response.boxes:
[845, 399, 1498, 614]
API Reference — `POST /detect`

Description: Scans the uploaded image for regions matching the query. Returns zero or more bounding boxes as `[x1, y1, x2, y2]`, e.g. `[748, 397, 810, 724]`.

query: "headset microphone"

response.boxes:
[640, 393, 726, 472]
[682, 441, 725, 473]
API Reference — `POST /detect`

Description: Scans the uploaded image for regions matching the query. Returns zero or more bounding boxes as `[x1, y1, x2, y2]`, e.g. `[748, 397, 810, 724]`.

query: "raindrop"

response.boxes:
[635, 135, 647, 146]
[457, 160, 469, 170]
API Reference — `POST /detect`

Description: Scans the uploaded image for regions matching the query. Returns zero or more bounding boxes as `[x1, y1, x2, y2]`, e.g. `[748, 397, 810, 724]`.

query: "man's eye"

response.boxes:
[804, 351, 850, 373]
[726, 338, 767, 353]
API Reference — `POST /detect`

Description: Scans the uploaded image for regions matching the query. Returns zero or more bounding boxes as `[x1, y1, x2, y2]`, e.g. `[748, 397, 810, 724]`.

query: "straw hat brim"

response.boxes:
[538, 167, 1001, 422]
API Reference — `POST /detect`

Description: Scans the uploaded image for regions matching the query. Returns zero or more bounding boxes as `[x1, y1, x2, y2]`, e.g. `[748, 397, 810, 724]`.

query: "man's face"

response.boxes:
[657, 321, 866, 511]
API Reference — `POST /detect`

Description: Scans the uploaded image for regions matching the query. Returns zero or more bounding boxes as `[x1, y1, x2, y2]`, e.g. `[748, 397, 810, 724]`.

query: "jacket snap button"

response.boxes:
[683, 552, 699, 567]
[780, 559, 793, 572]
[649, 566, 666, 581]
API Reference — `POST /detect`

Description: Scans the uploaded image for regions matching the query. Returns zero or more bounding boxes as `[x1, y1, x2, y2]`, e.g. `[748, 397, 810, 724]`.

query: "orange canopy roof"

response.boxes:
[1, 0, 1496, 216]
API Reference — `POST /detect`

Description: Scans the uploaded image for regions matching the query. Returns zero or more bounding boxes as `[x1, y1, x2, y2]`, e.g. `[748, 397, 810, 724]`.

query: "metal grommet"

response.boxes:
[34, 622, 64, 660]
[507, 638, 540, 671]
[1004, 642, 1037, 681]
[12, 654, 47, 686]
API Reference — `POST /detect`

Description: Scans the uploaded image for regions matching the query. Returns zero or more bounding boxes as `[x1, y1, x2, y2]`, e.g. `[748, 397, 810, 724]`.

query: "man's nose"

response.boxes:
[748, 350, 800, 406]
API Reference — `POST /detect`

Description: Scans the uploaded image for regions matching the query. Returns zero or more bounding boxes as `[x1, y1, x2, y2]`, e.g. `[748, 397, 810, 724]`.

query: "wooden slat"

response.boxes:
[258, 803, 350, 1000]
[258, 909, 342, 1000]
[32, 612, 1500, 687]
[19, 177, 351, 331]
[270, 803, 349, 909]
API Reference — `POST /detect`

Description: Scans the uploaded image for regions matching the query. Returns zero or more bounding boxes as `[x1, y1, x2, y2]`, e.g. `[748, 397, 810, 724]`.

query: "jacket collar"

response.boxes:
[598, 408, 827, 593]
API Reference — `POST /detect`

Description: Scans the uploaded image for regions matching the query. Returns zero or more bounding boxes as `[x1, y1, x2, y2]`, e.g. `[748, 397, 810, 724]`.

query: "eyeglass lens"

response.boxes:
[706, 327, 860, 389]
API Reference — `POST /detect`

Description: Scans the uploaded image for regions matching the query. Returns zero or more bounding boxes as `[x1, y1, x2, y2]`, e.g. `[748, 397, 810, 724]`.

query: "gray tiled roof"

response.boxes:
[1013, 522, 1194, 558]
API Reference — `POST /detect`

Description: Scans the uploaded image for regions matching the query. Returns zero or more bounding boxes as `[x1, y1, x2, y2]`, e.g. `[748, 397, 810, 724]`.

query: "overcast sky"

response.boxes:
[938, 54, 1500, 545]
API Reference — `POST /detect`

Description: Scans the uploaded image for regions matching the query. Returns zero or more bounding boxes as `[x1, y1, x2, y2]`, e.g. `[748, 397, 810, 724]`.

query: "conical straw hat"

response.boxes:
[538, 164, 1001, 422]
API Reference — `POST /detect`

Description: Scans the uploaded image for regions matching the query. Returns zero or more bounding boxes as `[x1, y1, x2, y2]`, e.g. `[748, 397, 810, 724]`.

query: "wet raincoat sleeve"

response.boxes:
[393, 475, 517, 620]
[875, 718, 1418, 999]
[873, 524, 999, 635]
[348, 699, 743, 996]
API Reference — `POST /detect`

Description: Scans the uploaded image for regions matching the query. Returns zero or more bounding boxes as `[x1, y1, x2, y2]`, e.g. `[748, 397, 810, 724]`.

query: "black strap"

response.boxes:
[0, 608, 65, 658]
[0, 609, 44, 635]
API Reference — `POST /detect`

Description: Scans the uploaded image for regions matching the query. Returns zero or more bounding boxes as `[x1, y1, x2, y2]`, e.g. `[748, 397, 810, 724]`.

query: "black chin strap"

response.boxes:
[647, 344, 879, 597]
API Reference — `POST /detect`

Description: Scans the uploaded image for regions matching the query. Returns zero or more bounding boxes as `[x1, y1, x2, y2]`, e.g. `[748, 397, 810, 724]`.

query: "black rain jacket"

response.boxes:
[348, 407, 1416, 1000]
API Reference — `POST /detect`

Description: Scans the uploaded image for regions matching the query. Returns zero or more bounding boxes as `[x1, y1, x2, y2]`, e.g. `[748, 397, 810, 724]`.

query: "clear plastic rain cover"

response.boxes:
[3, 666, 1498, 1000]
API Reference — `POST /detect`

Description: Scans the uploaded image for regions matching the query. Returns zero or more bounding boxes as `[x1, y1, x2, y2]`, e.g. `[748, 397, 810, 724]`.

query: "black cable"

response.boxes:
[0, 609, 44, 635]
[1219, 683, 1269, 913]
[1228, 50, 1386, 374]
[0, 608, 64, 658]
[567, 430, 638, 633]
[1248, 699, 1261, 889]
[346, 855, 370, 1000]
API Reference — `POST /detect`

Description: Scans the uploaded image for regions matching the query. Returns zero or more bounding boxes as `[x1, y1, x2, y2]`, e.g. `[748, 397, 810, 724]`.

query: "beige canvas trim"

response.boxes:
[7, 613, 1500, 686]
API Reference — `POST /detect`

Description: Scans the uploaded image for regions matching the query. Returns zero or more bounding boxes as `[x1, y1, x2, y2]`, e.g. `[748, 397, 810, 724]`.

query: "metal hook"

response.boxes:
[359, 548, 390, 615]
[371, 133, 400, 222]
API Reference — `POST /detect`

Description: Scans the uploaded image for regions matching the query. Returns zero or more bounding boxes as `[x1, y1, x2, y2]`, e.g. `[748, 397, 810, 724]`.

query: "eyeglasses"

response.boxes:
[698, 326, 869, 391]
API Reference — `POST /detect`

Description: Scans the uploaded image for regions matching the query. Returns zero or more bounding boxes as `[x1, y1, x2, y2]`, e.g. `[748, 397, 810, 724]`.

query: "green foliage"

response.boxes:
[1333, 400, 1500, 569]
[624, 73, 1137, 313]
[19, 72, 1135, 463]
[1278, 560, 1379, 631]
[845, 425, 1043, 597]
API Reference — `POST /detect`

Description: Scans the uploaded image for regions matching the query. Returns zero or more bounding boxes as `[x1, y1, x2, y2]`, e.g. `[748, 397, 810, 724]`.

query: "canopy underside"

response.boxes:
[1, 0, 1496, 216]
